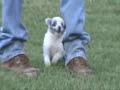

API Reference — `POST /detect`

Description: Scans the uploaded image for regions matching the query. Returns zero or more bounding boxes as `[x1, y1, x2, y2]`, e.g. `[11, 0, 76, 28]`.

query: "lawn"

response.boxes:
[0, 0, 120, 90]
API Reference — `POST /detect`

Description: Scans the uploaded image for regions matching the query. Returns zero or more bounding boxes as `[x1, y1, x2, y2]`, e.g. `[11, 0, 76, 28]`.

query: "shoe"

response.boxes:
[67, 57, 93, 75]
[1, 54, 39, 77]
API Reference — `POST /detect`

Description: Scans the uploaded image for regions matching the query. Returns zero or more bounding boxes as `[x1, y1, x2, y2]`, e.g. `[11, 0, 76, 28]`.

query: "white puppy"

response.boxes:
[43, 17, 66, 67]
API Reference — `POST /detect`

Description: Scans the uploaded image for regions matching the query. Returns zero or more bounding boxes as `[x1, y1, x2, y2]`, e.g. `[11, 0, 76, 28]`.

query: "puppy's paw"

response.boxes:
[44, 60, 51, 67]
[51, 60, 58, 64]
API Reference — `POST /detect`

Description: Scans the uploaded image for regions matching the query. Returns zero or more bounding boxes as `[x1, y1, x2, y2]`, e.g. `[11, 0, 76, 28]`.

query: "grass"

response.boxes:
[0, 0, 120, 90]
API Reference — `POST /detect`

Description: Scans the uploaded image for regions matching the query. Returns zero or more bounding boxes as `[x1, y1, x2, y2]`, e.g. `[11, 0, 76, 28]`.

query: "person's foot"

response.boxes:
[1, 54, 39, 77]
[66, 57, 93, 75]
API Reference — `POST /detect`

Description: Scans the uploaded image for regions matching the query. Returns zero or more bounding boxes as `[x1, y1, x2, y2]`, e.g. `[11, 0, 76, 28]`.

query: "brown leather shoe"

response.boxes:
[1, 54, 39, 77]
[67, 57, 93, 75]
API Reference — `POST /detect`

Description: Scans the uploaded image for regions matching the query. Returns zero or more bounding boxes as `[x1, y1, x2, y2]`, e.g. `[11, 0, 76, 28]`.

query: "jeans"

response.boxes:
[0, 0, 90, 64]
[0, 0, 26, 62]
[60, 0, 90, 65]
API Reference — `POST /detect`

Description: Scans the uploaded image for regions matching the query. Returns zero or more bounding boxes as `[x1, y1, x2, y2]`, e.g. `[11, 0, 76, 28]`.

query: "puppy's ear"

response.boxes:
[45, 18, 52, 25]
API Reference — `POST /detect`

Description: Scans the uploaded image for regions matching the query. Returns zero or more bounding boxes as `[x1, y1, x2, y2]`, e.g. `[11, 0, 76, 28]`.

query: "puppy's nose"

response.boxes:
[58, 26, 61, 31]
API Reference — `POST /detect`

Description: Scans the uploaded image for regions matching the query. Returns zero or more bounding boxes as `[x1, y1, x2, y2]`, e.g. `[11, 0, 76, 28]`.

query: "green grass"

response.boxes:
[0, 0, 120, 90]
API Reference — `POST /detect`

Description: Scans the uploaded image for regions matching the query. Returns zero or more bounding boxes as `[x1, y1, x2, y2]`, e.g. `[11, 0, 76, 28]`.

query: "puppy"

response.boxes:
[43, 17, 66, 67]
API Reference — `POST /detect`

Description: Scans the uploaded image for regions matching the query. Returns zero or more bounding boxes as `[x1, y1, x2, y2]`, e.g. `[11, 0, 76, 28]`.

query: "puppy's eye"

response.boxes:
[52, 21, 57, 26]
[64, 24, 66, 29]
[62, 23, 66, 29]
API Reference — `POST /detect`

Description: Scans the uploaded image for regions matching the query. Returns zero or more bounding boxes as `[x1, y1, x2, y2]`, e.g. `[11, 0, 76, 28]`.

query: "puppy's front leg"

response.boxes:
[51, 52, 63, 64]
[43, 48, 51, 67]
[44, 55, 51, 67]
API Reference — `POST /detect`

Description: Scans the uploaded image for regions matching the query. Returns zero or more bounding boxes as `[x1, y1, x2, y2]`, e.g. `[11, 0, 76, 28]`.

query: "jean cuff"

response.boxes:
[65, 51, 86, 65]
[1, 51, 26, 63]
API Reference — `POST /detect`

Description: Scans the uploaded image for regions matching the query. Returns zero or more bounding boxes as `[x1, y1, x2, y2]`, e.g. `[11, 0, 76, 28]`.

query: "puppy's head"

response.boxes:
[45, 17, 66, 35]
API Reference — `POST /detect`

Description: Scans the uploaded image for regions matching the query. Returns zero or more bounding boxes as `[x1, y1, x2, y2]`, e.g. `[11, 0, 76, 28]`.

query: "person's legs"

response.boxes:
[60, 0, 92, 75]
[0, 0, 27, 62]
[0, 0, 38, 77]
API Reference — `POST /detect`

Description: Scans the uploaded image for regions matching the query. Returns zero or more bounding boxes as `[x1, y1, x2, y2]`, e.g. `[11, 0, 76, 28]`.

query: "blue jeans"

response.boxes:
[0, 0, 90, 64]
[60, 0, 90, 65]
[0, 0, 26, 62]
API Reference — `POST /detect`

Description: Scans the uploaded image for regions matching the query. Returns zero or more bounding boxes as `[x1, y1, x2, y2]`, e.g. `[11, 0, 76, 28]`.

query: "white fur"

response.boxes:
[43, 17, 65, 67]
